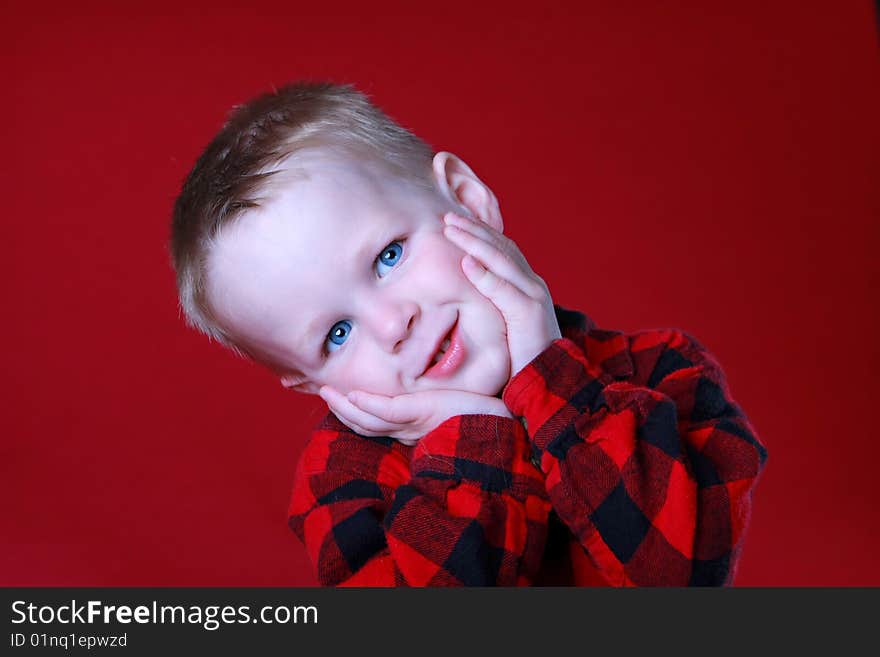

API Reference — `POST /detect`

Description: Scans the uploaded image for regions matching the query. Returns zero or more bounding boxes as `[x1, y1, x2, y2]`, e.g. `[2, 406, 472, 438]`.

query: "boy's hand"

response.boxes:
[442, 212, 562, 379]
[318, 385, 513, 446]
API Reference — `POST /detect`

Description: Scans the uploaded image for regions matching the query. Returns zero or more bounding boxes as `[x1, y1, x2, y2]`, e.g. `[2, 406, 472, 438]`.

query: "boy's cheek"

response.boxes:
[324, 353, 408, 397]
[418, 234, 473, 288]
[420, 233, 459, 267]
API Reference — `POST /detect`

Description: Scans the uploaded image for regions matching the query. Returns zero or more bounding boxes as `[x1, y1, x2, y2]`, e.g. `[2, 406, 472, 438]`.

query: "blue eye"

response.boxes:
[375, 241, 403, 277]
[323, 241, 404, 357]
[325, 320, 352, 353]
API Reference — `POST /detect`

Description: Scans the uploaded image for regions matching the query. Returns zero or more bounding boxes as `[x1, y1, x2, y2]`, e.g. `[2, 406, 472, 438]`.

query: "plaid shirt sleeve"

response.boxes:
[502, 321, 768, 586]
[288, 411, 550, 586]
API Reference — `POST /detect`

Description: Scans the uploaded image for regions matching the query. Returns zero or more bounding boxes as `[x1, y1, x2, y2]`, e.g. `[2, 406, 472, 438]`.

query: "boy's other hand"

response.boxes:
[318, 385, 513, 446]
[442, 212, 562, 379]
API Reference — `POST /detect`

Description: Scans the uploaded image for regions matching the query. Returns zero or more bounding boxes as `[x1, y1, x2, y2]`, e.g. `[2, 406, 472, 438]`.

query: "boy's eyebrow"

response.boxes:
[298, 314, 329, 357]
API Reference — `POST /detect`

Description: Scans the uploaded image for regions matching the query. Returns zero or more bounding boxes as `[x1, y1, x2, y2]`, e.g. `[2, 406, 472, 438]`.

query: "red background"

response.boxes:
[3, 1, 878, 586]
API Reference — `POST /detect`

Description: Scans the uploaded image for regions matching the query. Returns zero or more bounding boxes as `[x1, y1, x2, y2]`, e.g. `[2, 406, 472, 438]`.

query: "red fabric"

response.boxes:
[288, 307, 767, 586]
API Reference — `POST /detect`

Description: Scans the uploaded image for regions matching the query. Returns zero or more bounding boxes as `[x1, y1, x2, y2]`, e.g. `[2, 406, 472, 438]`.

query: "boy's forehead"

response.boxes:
[267, 145, 414, 202]
[259, 158, 414, 246]
[267, 151, 379, 210]
[214, 151, 415, 278]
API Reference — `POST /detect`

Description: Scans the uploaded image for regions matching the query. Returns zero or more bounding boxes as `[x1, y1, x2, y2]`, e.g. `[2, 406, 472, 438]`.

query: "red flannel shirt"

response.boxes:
[288, 306, 767, 586]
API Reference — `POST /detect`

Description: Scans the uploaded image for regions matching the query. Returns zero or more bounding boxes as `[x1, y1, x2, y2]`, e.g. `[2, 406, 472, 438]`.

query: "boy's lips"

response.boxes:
[419, 315, 465, 380]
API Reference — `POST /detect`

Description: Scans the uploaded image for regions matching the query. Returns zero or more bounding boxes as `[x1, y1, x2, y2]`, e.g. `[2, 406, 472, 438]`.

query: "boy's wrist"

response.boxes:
[412, 412, 528, 473]
[502, 337, 606, 442]
[502, 337, 573, 412]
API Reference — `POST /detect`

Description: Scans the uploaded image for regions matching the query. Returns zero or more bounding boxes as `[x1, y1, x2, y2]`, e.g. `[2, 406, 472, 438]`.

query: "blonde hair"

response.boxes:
[169, 81, 437, 367]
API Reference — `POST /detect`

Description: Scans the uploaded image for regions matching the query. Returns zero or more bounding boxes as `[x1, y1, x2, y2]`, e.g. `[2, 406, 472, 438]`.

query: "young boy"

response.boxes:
[170, 81, 767, 586]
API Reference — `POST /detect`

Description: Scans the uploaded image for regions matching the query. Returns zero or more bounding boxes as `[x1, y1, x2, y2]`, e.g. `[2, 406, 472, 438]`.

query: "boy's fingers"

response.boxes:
[444, 213, 549, 298]
[319, 386, 405, 435]
[444, 212, 499, 242]
[349, 390, 420, 425]
[444, 212, 524, 261]
[461, 255, 530, 315]
[443, 224, 541, 298]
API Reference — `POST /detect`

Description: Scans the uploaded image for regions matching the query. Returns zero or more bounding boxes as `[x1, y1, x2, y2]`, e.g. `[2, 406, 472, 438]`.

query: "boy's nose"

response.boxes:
[365, 300, 418, 353]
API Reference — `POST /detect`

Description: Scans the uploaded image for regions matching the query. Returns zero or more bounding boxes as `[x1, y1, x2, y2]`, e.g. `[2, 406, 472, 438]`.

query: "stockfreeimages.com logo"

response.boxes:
[11, 599, 318, 631]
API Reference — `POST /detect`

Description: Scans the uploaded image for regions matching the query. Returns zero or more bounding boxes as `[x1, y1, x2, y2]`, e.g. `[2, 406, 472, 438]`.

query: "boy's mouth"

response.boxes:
[420, 315, 466, 380]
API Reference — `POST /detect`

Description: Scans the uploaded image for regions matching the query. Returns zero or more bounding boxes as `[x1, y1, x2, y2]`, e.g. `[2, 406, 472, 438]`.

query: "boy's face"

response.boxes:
[206, 148, 511, 398]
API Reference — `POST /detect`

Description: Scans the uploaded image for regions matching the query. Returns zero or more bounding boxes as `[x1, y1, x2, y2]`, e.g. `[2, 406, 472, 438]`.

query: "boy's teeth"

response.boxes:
[431, 339, 452, 365]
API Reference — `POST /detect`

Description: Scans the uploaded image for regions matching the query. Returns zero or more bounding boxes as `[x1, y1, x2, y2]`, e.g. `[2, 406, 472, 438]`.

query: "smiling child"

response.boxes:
[170, 81, 767, 586]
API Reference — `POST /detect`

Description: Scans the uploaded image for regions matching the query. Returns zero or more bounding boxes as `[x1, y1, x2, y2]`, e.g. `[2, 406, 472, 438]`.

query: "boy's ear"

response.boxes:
[432, 151, 503, 233]
[279, 373, 319, 395]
